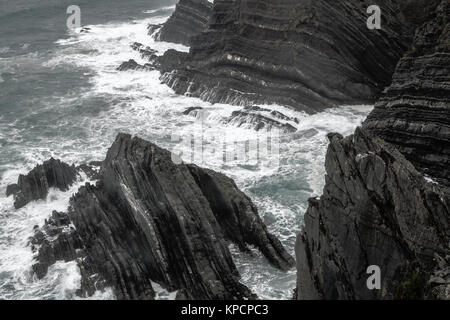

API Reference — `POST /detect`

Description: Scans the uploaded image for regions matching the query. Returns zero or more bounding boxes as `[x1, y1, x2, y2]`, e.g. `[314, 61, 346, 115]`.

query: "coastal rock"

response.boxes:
[130, 42, 158, 61]
[117, 59, 154, 71]
[182, 106, 203, 116]
[224, 106, 298, 133]
[363, 1, 450, 185]
[31, 133, 294, 299]
[154, 0, 213, 46]
[296, 128, 450, 299]
[159, 0, 440, 112]
[6, 158, 78, 209]
[296, 2, 450, 300]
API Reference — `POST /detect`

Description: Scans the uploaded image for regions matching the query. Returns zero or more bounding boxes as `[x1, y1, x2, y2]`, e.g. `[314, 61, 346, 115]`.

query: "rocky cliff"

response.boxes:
[296, 1, 450, 300]
[158, 0, 439, 112]
[152, 0, 213, 46]
[27, 134, 294, 300]
[363, 2, 450, 186]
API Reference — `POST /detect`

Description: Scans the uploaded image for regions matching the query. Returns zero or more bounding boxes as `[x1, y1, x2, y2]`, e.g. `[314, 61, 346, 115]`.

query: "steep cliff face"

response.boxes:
[153, 0, 213, 46]
[296, 129, 450, 299]
[30, 134, 294, 300]
[159, 0, 439, 112]
[296, 1, 450, 300]
[363, 2, 450, 186]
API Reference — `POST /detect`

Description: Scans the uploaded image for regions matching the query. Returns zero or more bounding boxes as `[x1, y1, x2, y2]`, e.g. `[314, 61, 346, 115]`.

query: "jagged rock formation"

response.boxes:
[158, 0, 440, 112]
[6, 158, 78, 209]
[30, 133, 294, 300]
[224, 106, 298, 133]
[296, 128, 450, 299]
[296, 1, 450, 300]
[153, 0, 213, 46]
[363, 2, 450, 186]
[117, 59, 154, 71]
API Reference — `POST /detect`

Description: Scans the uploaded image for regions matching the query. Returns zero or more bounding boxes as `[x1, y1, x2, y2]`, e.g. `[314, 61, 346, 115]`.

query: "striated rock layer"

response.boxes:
[30, 133, 294, 300]
[296, 1, 450, 300]
[153, 0, 213, 46]
[363, 2, 450, 186]
[6, 158, 78, 209]
[296, 128, 450, 299]
[158, 0, 439, 112]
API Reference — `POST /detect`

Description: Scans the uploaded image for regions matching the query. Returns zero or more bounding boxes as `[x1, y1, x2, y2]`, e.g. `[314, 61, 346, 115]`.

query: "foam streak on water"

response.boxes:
[0, 7, 372, 300]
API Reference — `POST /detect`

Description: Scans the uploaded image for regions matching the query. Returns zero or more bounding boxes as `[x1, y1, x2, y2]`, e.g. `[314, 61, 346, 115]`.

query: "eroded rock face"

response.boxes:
[30, 133, 294, 300]
[154, 0, 213, 46]
[296, 128, 450, 300]
[296, 2, 450, 300]
[159, 0, 440, 112]
[363, 1, 450, 186]
[6, 158, 78, 209]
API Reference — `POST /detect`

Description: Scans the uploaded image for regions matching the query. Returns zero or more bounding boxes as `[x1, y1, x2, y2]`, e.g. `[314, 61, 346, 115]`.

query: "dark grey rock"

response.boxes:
[158, 0, 440, 112]
[296, 128, 450, 300]
[117, 59, 153, 72]
[6, 158, 78, 209]
[154, 0, 213, 46]
[31, 133, 294, 299]
[224, 106, 298, 133]
[182, 106, 203, 116]
[363, 1, 450, 186]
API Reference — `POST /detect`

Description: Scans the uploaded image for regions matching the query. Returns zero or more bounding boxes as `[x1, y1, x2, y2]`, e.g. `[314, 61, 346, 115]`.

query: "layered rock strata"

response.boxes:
[158, 0, 440, 112]
[153, 0, 213, 46]
[296, 1, 450, 300]
[29, 133, 294, 300]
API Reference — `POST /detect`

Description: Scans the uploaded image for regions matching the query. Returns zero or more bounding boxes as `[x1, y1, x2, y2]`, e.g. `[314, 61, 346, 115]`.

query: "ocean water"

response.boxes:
[0, 0, 372, 300]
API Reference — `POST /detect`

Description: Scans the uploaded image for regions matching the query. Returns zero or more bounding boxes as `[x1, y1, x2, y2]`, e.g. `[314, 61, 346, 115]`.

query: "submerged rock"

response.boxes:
[6, 158, 78, 209]
[182, 106, 203, 116]
[117, 59, 153, 71]
[30, 133, 294, 299]
[154, 0, 213, 46]
[224, 106, 298, 133]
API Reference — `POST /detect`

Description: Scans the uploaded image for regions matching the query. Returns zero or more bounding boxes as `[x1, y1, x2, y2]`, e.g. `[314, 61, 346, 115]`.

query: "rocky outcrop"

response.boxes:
[117, 59, 154, 71]
[296, 2, 450, 300]
[153, 0, 213, 46]
[224, 106, 298, 133]
[159, 0, 440, 112]
[6, 158, 78, 209]
[296, 128, 450, 300]
[30, 133, 294, 300]
[363, 2, 450, 186]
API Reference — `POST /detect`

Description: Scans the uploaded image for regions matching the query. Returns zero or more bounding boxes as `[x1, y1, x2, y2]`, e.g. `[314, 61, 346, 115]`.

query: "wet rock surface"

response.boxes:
[29, 133, 294, 299]
[6, 158, 78, 209]
[224, 106, 298, 133]
[117, 59, 154, 71]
